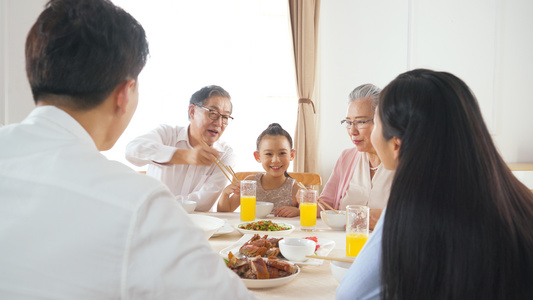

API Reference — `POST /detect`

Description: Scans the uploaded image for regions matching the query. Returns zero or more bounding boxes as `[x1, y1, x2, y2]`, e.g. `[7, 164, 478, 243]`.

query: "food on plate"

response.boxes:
[239, 234, 283, 258]
[238, 220, 291, 231]
[304, 236, 321, 251]
[226, 251, 298, 279]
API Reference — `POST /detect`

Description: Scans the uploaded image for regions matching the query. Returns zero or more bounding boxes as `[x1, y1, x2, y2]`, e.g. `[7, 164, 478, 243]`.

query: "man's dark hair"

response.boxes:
[25, 0, 149, 110]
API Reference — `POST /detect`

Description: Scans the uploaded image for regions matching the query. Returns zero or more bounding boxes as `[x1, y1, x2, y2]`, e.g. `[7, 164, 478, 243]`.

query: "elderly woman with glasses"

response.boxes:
[319, 84, 394, 229]
[126, 85, 235, 212]
[337, 69, 533, 300]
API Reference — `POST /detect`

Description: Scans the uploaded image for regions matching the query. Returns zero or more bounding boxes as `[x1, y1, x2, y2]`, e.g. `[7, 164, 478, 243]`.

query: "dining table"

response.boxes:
[195, 211, 348, 300]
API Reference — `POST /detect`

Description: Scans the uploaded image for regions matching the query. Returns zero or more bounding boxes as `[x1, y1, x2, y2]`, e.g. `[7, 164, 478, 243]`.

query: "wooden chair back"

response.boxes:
[235, 172, 322, 190]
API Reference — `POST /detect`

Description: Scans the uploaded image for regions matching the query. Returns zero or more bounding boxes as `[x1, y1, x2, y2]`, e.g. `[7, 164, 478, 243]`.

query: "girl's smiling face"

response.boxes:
[254, 135, 295, 177]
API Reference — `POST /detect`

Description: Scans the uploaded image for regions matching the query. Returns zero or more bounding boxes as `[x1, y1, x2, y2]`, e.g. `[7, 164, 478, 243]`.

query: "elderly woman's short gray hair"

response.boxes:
[348, 84, 381, 112]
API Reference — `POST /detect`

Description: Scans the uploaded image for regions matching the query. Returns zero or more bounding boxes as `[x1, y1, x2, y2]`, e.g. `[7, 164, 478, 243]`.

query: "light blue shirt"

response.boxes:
[336, 209, 386, 300]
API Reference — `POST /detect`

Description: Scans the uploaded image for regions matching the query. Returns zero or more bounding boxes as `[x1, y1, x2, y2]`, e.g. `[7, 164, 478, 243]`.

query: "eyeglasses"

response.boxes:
[195, 104, 234, 125]
[341, 118, 374, 129]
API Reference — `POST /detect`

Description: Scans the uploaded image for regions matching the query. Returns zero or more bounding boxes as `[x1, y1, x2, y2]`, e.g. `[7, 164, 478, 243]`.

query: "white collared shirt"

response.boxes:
[0, 106, 254, 299]
[125, 124, 235, 212]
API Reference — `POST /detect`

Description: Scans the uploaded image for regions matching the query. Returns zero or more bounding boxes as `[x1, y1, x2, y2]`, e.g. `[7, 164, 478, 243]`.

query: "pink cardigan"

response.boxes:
[320, 147, 361, 211]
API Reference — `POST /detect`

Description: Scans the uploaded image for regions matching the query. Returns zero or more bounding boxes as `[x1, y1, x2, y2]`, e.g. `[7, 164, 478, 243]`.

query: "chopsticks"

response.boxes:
[318, 199, 341, 215]
[297, 182, 307, 190]
[200, 140, 240, 183]
[316, 201, 327, 212]
[305, 255, 354, 263]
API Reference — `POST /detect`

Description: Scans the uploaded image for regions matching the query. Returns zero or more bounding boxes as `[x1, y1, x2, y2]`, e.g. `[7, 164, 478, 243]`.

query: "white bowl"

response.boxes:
[176, 199, 197, 213]
[330, 260, 353, 283]
[256, 201, 274, 218]
[278, 238, 316, 262]
[321, 210, 346, 231]
[188, 214, 224, 239]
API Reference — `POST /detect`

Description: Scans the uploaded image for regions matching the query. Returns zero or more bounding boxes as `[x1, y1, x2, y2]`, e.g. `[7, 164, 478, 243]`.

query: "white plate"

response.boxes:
[241, 263, 300, 289]
[235, 221, 294, 236]
[188, 214, 224, 239]
[220, 234, 336, 266]
[212, 219, 234, 237]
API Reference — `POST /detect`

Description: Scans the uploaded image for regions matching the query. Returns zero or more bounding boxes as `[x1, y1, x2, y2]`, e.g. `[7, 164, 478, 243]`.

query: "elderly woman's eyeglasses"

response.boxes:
[341, 118, 374, 129]
[195, 105, 234, 125]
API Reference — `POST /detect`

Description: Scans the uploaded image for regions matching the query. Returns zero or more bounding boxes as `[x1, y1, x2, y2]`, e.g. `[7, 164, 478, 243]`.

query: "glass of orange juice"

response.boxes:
[240, 180, 256, 222]
[300, 189, 318, 231]
[346, 205, 369, 257]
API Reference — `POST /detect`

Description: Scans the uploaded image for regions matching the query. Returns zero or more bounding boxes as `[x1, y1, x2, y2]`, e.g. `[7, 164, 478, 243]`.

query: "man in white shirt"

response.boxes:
[126, 85, 234, 212]
[0, 0, 254, 299]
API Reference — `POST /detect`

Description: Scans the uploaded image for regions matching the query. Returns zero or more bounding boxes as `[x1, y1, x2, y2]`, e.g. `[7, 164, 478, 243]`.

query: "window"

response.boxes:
[104, 0, 298, 172]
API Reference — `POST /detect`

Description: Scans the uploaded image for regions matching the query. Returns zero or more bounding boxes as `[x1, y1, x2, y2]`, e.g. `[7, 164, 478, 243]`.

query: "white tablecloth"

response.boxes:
[198, 212, 348, 299]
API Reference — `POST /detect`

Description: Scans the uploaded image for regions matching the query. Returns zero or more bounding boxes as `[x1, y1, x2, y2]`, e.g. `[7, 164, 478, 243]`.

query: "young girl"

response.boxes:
[217, 123, 300, 217]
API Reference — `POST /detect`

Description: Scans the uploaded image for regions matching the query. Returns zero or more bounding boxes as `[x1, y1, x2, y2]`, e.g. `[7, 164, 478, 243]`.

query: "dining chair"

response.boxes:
[235, 172, 322, 190]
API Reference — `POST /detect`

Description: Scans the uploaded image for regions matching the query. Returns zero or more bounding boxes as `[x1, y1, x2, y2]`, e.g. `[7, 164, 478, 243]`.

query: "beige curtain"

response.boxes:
[288, 0, 321, 173]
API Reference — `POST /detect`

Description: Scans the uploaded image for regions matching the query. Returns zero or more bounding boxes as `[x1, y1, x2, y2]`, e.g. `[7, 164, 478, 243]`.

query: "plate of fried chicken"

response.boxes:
[220, 234, 335, 266]
[226, 251, 300, 288]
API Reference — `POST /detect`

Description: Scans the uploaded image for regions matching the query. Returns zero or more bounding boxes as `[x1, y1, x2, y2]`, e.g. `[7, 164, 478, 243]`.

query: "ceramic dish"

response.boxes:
[212, 219, 234, 237]
[278, 238, 316, 261]
[235, 221, 294, 236]
[176, 199, 196, 213]
[255, 202, 274, 219]
[330, 260, 353, 283]
[320, 210, 347, 231]
[188, 214, 224, 239]
[241, 264, 300, 289]
[220, 234, 336, 266]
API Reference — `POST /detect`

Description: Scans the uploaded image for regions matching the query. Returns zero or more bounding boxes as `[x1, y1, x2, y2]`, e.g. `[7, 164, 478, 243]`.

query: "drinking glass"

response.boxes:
[300, 189, 318, 231]
[240, 180, 256, 222]
[346, 205, 369, 257]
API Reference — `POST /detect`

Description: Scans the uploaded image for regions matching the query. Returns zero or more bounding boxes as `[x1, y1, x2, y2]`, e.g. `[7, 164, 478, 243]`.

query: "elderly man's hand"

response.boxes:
[168, 145, 220, 165]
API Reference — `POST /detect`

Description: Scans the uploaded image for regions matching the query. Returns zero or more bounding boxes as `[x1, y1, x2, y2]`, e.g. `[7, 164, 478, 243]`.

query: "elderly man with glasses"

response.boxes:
[126, 85, 235, 211]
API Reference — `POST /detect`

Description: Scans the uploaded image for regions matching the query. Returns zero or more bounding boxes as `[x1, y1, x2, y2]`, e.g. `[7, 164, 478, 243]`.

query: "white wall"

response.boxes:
[1, 0, 46, 126]
[494, 0, 533, 162]
[318, 0, 410, 182]
[0, 0, 5, 126]
[2, 0, 533, 185]
[318, 0, 533, 183]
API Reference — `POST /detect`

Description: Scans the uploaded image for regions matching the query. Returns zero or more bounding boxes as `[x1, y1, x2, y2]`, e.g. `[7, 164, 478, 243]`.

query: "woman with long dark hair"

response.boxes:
[337, 69, 533, 299]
